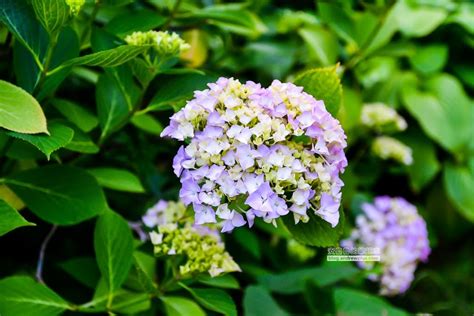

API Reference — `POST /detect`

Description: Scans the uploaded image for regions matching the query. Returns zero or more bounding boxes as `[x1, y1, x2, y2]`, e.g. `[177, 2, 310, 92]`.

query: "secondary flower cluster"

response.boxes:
[161, 77, 347, 232]
[341, 196, 430, 296]
[360, 103, 412, 165]
[361, 103, 407, 133]
[125, 31, 190, 56]
[144, 200, 240, 277]
[372, 136, 413, 165]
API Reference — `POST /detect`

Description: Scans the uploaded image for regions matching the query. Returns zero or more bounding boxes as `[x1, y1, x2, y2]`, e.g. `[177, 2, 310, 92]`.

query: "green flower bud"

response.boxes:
[65, 0, 85, 15]
[372, 136, 413, 165]
[361, 103, 407, 133]
[125, 31, 190, 56]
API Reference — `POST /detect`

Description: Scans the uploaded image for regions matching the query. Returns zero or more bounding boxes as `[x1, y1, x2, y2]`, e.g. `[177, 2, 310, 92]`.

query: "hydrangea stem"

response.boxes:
[36, 225, 58, 283]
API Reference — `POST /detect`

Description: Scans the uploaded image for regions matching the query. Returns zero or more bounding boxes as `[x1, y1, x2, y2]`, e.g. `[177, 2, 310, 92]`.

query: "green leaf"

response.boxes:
[299, 26, 338, 66]
[31, 0, 69, 36]
[124, 251, 157, 293]
[59, 45, 148, 69]
[64, 126, 99, 154]
[180, 283, 237, 316]
[409, 44, 448, 75]
[191, 4, 266, 38]
[131, 113, 163, 135]
[304, 281, 335, 315]
[37, 27, 80, 100]
[401, 75, 471, 153]
[94, 210, 134, 297]
[334, 287, 407, 316]
[400, 132, 441, 192]
[0, 276, 70, 316]
[161, 296, 206, 316]
[282, 208, 344, 247]
[233, 228, 261, 259]
[394, 0, 447, 38]
[318, 2, 356, 45]
[5, 165, 108, 225]
[59, 257, 100, 289]
[0, 199, 34, 236]
[146, 73, 217, 112]
[96, 72, 133, 139]
[293, 65, 343, 116]
[0, 0, 48, 60]
[444, 164, 474, 222]
[257, 262, 359, 294]
[196, 274, 240, 290]
[0, 80, 48, 134]
[52, 99, 98, 132]
[243, 286, 288, 316]
[109, 292, 150, 314]
[87, 168, 145, 193]
[7, 121, 74, 159]
[364, 4, 399, 55]
[106, 9, 166, 36]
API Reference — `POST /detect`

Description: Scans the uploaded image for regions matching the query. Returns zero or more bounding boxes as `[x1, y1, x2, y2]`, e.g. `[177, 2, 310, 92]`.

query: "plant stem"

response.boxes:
[34, 34, 59, 96]
[36, 225, 58, 283]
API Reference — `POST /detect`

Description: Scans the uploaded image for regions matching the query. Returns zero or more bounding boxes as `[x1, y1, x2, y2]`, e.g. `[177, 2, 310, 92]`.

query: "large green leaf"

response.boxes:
[5, 165, 108, 225]
[180, 283, 237, 316]
[0, 199, 34, 236]
[0, 0, 48, 60]
[190, 4, 266, 38]
[64, 126, 99, 154]
[161, 296, 206, 316]
[257, 262, 359, 294]
[409, 44, 448, 75]
[0, 80, 48, 134]
[59, 45, 148, 69]
[52, 99, 98, 132]
[124, 251, 156, 293]
[334, 288, 407, 316]
[131, 113, 163, 135]
[243, 286, 288, 316]
[94, 210, 134, 300]
[7, 121, 74, 159]
[196, 274, 240, 290]
[394, 0, 447, 38]
[282, 208, 344, 247]
[299, 26, 338, 66]
[293, 66, 343, 116]
[0, 276, 71, 316]
[87, 168, 145, 193]
[400, 132, 441, 192]
[401, 74, 471, 153]
[444, 164, 474, 222]
[96, 72, 133, 139]
[31, 0, 69, 36]
[59, 257, 100, 289]
[145, 73, 217, 112]
[106, 9, 166, 36]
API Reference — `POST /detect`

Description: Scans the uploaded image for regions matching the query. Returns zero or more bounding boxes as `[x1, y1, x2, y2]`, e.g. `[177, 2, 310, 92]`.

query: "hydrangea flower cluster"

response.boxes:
[143, 200, 240, 278]
[372, 136, 413, 165]
[161, 77, 347, 232]
[65, 0, 85, 15]
[125, 31, 190, 56]
[361, 103, 407, 133]
[341, 196, 430, 296]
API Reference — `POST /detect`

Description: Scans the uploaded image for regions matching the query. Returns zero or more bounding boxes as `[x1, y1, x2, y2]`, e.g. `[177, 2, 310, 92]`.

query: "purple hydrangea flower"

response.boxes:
[161, 77, 347, 232]
[341, 196, 431, 296]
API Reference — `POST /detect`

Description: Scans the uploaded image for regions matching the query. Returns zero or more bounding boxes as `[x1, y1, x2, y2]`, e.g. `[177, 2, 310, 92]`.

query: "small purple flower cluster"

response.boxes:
[162, 77, 347, 232]
[342, 196, 430, 296]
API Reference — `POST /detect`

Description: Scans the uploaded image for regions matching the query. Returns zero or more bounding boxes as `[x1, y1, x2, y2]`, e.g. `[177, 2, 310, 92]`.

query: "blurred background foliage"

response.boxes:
[0, 0, 473, 315]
